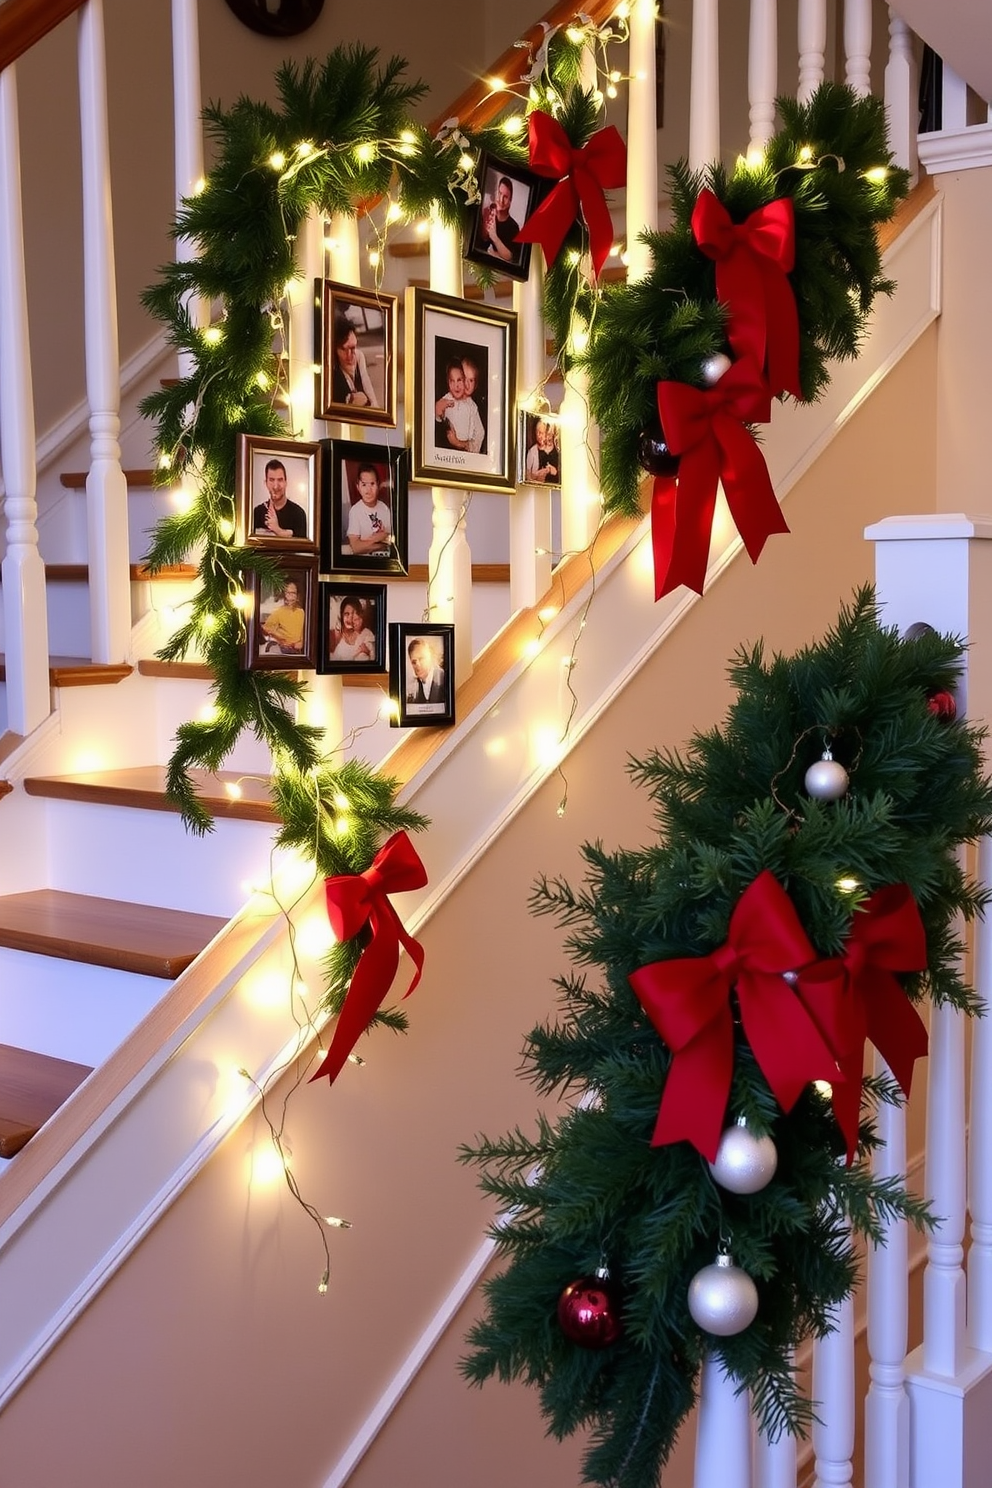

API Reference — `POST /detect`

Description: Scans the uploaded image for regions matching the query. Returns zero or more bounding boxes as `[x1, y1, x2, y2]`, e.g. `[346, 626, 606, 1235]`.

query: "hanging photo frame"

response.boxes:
[517, 409, 562, 488]
[321, 438, 409, 576]
[318, 583, 387, 674]
[315, 280, 397, 428]
[243, 556, 318, 671]
[236, 434, 320, 552]
[464, 152, 544, 283]
[388, 623, 455, 727]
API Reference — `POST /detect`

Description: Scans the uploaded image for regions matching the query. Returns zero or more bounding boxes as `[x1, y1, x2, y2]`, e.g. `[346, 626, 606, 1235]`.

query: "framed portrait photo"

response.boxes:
[388, 623, 455, 728]
[465, 152, 544, 283]
[318, 583, 387, 675]
[236, 433, 320, 552]
[315, 280, 397, 428]
[243, 556, 318, 671]
[321, 438, 409, 576]
[517, 410, 562, 489]
[405, 287, 517, 495]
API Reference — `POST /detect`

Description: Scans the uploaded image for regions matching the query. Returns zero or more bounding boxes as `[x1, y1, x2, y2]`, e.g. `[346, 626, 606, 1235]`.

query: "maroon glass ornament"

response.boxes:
[637, 418, 680, 478]
[926, 689, 957, 723]
[557, 1267, 623, 1348]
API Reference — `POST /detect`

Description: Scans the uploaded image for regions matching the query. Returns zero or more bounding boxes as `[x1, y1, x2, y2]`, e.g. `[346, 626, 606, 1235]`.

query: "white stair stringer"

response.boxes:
[0, 186, 941, 1418]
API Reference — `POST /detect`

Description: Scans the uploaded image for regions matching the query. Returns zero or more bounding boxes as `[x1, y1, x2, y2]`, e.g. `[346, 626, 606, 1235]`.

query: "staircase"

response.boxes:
[0, 0, 988, 1484]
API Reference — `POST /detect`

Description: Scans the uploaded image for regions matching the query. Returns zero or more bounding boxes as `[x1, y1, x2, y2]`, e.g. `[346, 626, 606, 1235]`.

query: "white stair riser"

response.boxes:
[0, 946, 165, 1067]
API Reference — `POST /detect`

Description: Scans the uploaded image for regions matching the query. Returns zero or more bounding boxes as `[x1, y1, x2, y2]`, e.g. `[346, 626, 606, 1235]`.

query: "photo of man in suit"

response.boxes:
[405, 636, 446, 713]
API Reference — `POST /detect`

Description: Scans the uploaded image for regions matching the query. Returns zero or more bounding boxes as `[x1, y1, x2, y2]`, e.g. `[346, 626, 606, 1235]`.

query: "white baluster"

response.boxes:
[293, 207, 343, 749]
[78, 0, 130, 665]
[969, 835, 992, 1351]
[923, 989, 968, 1378]
[843, 0, 872, 98]
[511, 262, 551, 613]
[748, 0, 778, 153]
[559, 353, 600, 557]
[689, 0, 720, 170]
[812, 1293, 855, 1487]
[625, 0, 659, 284]
[0, 63, 50, 735]
[865, 1053, 910, 1488]
[754, 1403, 797, 1487]
[696, 1352, 752, 1488]
[428, 214, 472, 687]
[171, 0, 207, 370]
[940, 64, 969, 134]
[884, 12, 918, 182]
[797, 0, 827, 105]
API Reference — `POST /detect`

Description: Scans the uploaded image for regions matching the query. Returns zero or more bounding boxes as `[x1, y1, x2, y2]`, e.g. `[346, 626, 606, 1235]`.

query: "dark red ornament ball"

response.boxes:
[637, 418, 680, 478]
[557, 1274, 623, 1348]
[926, 689, 957, 722]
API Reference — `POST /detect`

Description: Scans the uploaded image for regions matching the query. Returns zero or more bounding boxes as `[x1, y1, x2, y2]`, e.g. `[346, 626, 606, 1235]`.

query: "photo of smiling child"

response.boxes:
[344, 460, 393, 557]
[434, 346, 487, 455]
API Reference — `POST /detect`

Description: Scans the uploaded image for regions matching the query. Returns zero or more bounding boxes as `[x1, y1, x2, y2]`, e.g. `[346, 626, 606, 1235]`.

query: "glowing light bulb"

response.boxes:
[609, 70, 622, 83]
[250, 1146, 286, 1185]
[400, 130, 417, 145]
[488, 75, 505, 93]
[386, 201, 403, 224]
[268, 151, 286, 171]
[566, 25, 585, 41]
[502, 115, 524, 136]
[566, 249, 581, 267]
[798, 144, 814, 163]
[200, 612, 218, 633]
[333, 792, 350, 811]
[203, 325, 223, 346]
[230, 589, 250, 612]
[814, 1080, 834, 1099]
[296, 140, 315, 157]
[863, 166, 889, 184]
[334, 816, 350, 836]
[379, 698, 401, 721]
[532, 725, 565, 769]
[458, 151, 474, 171]
[606, 84, 618, 98]
[354, 141, 376, 164]
[538, 605, 558, 623]
[746, 146, 765, 169]
[836, 875, 861, 894]
[192, 176, 207, 195]
[255, 370, 271, 392]
[225, 781, 243, 800]
[522, 637, 542, 660]
[318, 1272, 329, 1295]
[158, 453, 171, 470]
[199, 703, 219, 724]
[614, 0, 631, 16]
[415, 219, 430, 236]
[368, 248, 381, 268]
[570, 325, 589, 353]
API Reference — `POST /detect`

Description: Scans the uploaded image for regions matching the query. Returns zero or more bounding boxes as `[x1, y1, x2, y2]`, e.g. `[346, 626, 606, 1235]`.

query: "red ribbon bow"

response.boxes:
[514, 110, 627, 279]
[795, 885, 929, 1162]
[650, 358, 789, 600]
[692, 190, 802, 400]
[628, 872, 840, 1160]
[310, 830, 428, 1085]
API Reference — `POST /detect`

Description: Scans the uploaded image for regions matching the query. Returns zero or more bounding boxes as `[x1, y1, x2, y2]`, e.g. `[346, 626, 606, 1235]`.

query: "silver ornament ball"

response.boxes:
[804, 749, 849, 801]
[708, 1118, 778, 1194]
[688, 1253, 759, 1336]
[701, 351, 732, 386]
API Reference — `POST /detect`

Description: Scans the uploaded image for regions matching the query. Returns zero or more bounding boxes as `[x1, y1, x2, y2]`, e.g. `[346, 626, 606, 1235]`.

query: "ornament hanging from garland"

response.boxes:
[557, 1267, 624, 1348]
[708, 1116, 778, 1195]
[804, 746, 850, 801]
[687, 1249, 759, 1336]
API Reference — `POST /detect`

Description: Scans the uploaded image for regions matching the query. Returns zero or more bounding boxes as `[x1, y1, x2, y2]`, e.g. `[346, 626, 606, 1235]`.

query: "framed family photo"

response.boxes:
[405, 287, 517, 495]
[321, 438, 409, 576]
[517, 410, 562, 488]
[388, 623, 455, 728]
[464, 152, 544, 283]
[315, 280, 397, 428]
[318, 583, 386, 674]
[243, 556, 318, 671]
[236, 433, 320, 552]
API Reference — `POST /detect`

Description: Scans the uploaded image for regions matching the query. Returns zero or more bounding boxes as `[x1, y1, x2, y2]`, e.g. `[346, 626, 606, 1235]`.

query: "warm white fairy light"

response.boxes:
[296, 140, 315, 158]
[199, 703, 219, 724]
[522, 636, 542, 660]
[502, 115, 525, 136]
[368, 248, 381, 268]
[836, 875, 861, 894]
[354, 141, 376, 163]
[538, 605, 558, 623]
[192, 176, 207, 195]
[269, 151, 286, 171]
[203, 325, 223, 346]
[863, 166, 889, 184]
[158, 452, 171, 469]
[324, 1215, 353, 1229]
[566, 25, 586, 42]
[386, 201, 403, 225]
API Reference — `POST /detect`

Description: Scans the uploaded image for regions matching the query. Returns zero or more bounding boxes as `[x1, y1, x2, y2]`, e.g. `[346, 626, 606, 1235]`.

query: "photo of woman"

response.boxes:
[318, 583, 386, 674]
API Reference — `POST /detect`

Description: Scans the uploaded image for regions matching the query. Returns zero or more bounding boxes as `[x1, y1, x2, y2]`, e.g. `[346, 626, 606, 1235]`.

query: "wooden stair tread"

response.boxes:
[0, 657, 133, 687]
[0, 889, 227, 979]
[60, 468, 157, 489]
[23, 765, 278, 823]
[0, 1043, 93, 1159]
[0, 564, 197, 583]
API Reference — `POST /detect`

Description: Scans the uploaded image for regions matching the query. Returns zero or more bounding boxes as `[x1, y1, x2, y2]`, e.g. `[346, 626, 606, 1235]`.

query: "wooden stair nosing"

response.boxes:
[0, 889, 227, 980]
[0, 657, 133, 688]
[23, 765, 278, 824]
[0, 782, 12, 801]
[0, 1043, 93, 1160]
[60, 468, 158, 490]
[0, 564, 197, 584]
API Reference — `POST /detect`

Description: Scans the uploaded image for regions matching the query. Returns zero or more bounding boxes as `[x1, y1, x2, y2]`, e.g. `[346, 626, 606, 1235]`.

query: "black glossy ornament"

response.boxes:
[637, 417, 680, 478]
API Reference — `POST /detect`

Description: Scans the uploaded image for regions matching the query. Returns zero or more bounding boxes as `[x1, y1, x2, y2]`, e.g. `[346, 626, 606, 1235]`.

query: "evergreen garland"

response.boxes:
[462, 590, 992, 1487]
[583, 84, 911, 516]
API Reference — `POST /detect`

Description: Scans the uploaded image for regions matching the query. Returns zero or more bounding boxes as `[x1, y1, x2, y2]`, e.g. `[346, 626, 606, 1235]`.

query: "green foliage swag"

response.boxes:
[462, 591, 992, 1487]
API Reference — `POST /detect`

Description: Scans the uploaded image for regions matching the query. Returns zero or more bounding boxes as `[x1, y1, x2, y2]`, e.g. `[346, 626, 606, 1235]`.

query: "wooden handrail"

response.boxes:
[428, 0, 622, 135]
[0, 0, 85, 74]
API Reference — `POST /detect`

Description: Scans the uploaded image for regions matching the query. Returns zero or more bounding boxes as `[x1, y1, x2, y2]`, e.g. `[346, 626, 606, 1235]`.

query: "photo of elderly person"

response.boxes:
[259, 575, 306, 654]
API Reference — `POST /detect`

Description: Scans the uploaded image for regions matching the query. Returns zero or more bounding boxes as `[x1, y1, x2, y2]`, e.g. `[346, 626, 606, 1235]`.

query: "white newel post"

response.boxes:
[0, 63, 50, 734]
[939, 64, 969, 134]
[970, 834, 992, 1354]
[843, 0, 872, 98]
[694, 1353, 751, 1488]
[867, 516, 992, 1488]
[78, 0, 130, 664]
[884, 12, 918, 184]
[171, 0, 207, 369]
[625, 0, 659, 284]
[812, 1293, 855, 1488]
[689, 0, 720, 170]
[865, 1052, 910, 1488]
[428, 213, 472, 688]
[510, 261, 551, 613]
[748, 0, 778, 153]
[796, 0, 827, 104]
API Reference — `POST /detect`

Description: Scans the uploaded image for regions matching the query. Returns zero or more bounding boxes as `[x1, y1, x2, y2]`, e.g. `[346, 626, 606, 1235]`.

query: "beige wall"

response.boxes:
[0, 326, 937, 1487]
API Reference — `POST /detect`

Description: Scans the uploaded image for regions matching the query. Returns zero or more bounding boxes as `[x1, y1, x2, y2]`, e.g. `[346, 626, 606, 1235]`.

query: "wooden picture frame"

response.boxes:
[464, 151, 543, 283]
[405, 287, 517, 495]
[243, 556, 318, 670]
[318, 583, 387, 675]
[517, 410, 562, 488]
[236, 433, 320, 552]
[315, 280, 397, 428]
[321, 438, 409, 576]
[388, 623, 455, 727]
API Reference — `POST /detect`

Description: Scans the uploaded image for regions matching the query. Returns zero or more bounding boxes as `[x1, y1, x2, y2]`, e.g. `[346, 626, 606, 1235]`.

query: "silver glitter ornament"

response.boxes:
[708, 1116, 778, 1194]
[701, 352, 732, 386]
[688, 1250, 759, 1336]
[804, 748, 849, 801]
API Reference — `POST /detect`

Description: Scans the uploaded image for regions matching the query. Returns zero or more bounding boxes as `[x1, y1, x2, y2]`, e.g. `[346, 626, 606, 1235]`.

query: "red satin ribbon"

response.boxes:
[628, 871, 840, 1160]
[514, 110, 626, 279]
[692, 190, 802, 400]
[795, 885, 929, 1162]
[310, 830, 428, 1085]
[650, 358, 789, 599]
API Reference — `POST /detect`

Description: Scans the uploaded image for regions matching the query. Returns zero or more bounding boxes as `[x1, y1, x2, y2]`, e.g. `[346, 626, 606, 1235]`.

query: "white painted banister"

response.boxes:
[625, 0, 659, 283]
[78, 0, 130, 665]
[0, 60, 50, 735]
[796, 0, 826, 105]
[695, 1353, 751, 1488]
[753, 1396, 797, 1487]
[689, 0, 720, 170]
[864, 1054, 910, 1488]
[922, 989, 968, 1378]
[748, 0, 778, 153]
[811, 1292, 855, 1487]
[884, 11, 919, 182]
[968, 833, 992, 1353]
[171, 0, 207, 372]
[511, 261, 552, 612]
[843, 0, 872, 98]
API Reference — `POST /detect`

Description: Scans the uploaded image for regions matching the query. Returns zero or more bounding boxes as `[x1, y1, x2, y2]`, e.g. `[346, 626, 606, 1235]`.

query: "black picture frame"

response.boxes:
[388, 623, 455, 728]
[318, 583, 387, 675]
[315, 279, 398, 428]
[464, 152, 543, 283]
[236, 433, 320, 552]
[321, 438, 409, 576]
[243, 556, 318, 671]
